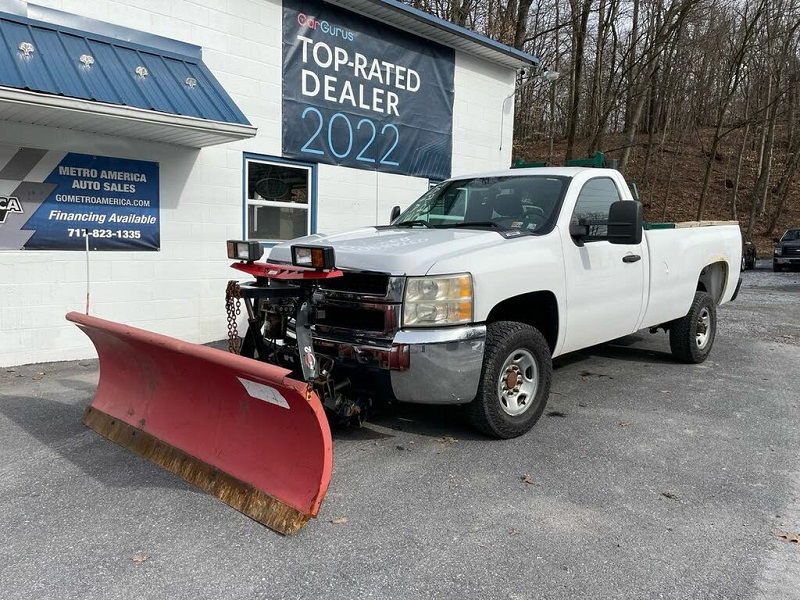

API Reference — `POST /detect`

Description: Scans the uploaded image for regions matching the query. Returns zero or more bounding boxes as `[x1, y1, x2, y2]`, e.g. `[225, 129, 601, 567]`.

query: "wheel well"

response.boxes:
[486, 291, 559, 352]
[697, 261, 728, 304]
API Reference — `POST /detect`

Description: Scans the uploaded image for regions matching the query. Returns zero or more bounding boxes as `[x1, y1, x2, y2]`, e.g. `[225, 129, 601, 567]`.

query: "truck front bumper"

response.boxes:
[390, 325, 486, 405]
[311, 324, 486, 405]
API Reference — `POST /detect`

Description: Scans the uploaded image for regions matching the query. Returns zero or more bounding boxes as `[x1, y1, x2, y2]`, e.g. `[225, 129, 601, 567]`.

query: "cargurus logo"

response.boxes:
[297, 13, 355, 41]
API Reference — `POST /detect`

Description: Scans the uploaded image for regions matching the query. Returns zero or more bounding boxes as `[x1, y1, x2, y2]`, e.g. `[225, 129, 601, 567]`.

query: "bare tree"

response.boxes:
[696, 0, 766, 220]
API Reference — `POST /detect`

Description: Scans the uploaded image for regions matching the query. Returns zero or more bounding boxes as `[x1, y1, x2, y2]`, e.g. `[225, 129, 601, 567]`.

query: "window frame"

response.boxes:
[569, 176, 623, 244]
[242, 153, 317, 247]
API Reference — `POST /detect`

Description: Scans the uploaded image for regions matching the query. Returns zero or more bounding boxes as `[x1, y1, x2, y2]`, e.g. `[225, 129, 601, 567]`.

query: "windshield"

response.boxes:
[394, 175, 570, 233]
[781, 229, 800, 242]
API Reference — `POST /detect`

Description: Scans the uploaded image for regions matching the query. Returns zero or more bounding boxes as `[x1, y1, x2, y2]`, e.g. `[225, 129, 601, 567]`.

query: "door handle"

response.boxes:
[623, 254, 641, 263]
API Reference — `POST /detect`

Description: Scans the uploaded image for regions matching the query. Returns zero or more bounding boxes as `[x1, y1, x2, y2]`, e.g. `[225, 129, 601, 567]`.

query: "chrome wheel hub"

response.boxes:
[696, 307, 711, 349]
[497, 349, 538, 416]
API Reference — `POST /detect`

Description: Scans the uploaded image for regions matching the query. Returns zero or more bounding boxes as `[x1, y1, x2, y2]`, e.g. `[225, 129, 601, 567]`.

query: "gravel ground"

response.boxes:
[1, 260, 798, 599]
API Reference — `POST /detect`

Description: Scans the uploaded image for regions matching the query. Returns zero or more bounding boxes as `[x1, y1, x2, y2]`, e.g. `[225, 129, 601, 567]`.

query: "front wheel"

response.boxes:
[669, 291, 717, 363]
[466, 321, 552, 439]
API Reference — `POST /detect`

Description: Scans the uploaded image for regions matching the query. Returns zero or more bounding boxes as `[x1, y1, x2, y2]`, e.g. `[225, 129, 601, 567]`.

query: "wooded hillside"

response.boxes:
[409, 0, 800, 253]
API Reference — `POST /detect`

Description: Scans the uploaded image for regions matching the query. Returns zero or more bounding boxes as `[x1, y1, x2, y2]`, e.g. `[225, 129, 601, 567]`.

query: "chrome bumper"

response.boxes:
[390, 324, 486, 405]
[310, 324, 486, 405]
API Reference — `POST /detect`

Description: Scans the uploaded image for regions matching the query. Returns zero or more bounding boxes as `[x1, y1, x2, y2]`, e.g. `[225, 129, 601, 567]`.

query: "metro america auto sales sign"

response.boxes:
[0, 145, 159, 251]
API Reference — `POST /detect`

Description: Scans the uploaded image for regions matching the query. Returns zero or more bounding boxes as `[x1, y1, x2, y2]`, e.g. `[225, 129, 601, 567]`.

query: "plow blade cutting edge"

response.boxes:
[66, 312, 332, 535]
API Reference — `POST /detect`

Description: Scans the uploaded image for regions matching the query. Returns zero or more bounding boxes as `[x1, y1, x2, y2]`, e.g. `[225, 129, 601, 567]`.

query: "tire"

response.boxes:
[669, 291, 717, 364]
[773, 262, 782, 272]
[466, 321, 552, 439]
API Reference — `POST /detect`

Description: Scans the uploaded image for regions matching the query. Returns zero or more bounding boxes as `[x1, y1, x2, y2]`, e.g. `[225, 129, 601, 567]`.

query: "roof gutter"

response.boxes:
[323, 0, 539, 68]
[0, 86, 258, 148]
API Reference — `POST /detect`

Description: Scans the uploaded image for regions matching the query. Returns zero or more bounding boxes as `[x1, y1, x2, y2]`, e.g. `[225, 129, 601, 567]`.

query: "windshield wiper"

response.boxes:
[441, 221, 507, 230]
[393, 220, 432, 228]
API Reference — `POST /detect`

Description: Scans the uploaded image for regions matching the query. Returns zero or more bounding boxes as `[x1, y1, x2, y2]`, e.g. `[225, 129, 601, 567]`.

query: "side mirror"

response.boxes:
[390, 205, 401, 223]
[569, 222, 589, 238]
[607, 200, 643, 245]
[773, 237, 780, 243]
[569, 221, 589, 247]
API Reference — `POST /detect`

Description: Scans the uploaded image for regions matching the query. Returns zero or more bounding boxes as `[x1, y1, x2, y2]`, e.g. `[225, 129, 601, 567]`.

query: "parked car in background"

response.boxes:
[773, 228, 800, 272]
[742, 236, 756, 270]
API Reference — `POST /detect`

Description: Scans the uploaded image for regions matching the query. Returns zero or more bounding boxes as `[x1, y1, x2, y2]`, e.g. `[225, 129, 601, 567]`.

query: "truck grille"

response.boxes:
[784, 246, 800, 256]
[317, 305, 387, 331]
[319, 272, 389, 296]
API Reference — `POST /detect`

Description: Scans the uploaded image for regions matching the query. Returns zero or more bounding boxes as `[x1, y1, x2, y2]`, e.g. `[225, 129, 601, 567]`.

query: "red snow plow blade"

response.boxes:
[66, 311, 332, 535]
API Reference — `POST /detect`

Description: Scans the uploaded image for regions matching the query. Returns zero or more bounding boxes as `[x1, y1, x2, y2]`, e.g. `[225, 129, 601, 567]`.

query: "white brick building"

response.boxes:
[0, 0, 538, 366]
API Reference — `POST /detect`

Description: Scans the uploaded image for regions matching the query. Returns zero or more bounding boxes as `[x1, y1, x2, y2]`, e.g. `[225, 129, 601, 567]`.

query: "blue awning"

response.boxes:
[0, 10, 256, 147]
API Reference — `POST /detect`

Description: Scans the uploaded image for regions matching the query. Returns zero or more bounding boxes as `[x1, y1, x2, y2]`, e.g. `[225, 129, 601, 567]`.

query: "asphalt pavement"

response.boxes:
[1, 261, 799, 599]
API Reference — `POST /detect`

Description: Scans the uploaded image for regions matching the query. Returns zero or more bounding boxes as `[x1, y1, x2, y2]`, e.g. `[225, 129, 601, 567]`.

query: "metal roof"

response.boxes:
[0, 10, 252, 126]
[325, 0, 540, 69]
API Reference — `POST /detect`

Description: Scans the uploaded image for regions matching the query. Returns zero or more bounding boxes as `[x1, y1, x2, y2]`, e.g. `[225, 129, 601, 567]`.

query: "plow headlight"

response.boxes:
[227, 240, 263, 262]
[291, 245, 335, 270]
[403, 273, 473, 327]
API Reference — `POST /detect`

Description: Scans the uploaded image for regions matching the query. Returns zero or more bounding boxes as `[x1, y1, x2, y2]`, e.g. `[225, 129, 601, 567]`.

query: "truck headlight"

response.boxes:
[403, 274, 473, 327]
[774, 247, 782, 256]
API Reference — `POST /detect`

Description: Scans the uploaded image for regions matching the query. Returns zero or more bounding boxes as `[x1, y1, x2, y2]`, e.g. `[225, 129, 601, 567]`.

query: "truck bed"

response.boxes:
[639, 222, 742, 330]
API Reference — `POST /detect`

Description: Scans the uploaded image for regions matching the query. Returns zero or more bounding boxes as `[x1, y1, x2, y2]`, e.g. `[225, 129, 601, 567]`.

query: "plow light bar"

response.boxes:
[291, 245, 335, 270]
[227, 240, 264, 262]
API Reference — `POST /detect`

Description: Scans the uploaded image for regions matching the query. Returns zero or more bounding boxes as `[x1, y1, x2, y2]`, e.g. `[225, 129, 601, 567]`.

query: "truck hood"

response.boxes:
[268, 227, 507, 275]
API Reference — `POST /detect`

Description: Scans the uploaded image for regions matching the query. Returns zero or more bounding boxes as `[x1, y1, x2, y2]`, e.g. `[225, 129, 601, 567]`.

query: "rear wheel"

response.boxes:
[466, 321, 552, 439]
[669, 291, 717, 364]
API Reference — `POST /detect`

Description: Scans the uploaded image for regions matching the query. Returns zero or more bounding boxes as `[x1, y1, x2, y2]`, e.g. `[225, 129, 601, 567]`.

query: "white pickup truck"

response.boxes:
[262, 166, 743, 438]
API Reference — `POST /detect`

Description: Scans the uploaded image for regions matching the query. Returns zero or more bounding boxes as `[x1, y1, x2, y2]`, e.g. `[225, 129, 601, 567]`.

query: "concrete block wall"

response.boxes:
[452, 52, 516, 176]
[0, 0, 517, 366]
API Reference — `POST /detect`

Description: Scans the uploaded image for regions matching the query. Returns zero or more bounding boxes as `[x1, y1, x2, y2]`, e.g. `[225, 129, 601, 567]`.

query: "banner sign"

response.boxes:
[282, 0, 455, 181]
[0, 146, 159, 251]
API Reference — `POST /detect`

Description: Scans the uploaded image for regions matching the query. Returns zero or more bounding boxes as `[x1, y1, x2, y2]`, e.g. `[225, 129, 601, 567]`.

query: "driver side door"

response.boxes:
[560, 177, 645, 354]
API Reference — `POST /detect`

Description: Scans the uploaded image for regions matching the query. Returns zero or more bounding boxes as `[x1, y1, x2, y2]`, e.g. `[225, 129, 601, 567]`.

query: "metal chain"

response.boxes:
[225, 280, 242, 354]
